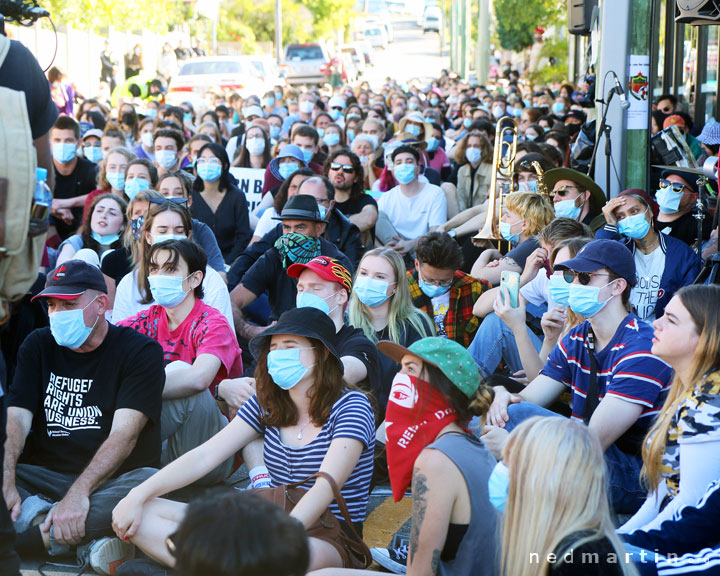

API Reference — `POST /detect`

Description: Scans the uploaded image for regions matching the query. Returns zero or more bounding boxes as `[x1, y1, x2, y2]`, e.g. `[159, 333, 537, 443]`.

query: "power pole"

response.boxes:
[476, 0, 489, 84]
[625, 0, 651, 190]
[275, 0, 283, 62]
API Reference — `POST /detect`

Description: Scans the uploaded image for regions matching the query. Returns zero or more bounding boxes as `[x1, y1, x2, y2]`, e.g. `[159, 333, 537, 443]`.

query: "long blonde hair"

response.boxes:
[642, 284, 720, 492]
[501, 417, 637, 576]
[348, 248, 434, 343]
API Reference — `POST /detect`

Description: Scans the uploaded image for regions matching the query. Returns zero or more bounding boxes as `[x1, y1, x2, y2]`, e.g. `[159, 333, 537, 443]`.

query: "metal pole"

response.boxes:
[477, 0, 489, 84]
[212, 18, 217, 56]
[275, 0, 283, 63]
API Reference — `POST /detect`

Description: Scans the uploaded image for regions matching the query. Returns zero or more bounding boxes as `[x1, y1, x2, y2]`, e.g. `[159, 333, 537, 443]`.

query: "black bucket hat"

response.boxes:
[272, 194, 325, 223]
[249, 307, 344, 374]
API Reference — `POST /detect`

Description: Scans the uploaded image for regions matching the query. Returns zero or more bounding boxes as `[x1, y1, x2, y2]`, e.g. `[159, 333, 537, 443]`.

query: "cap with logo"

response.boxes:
[32, 260, 108, 301]
[287, 256, 352, 293]
[553, 239, 636, 286]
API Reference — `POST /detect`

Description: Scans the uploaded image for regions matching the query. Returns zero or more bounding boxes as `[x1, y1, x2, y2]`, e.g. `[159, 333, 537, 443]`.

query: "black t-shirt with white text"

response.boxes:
[9, 324, 165, 476]
[53, 157, 99, 239]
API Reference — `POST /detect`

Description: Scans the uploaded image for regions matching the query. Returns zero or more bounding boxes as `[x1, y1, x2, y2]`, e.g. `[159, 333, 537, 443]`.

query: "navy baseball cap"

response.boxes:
[554, 239, 636, 286]
[32, 260, 107, 301]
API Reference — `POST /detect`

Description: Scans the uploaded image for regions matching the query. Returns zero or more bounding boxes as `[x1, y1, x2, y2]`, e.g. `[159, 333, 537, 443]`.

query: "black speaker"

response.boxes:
[567, 0, 598, 35]
[676, 0, 720, 24]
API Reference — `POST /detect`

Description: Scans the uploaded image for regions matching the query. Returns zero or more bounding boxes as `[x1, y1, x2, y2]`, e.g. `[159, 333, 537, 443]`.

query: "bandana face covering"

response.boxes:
[385, 373, 458, 502]
[274, 232, 322, 268]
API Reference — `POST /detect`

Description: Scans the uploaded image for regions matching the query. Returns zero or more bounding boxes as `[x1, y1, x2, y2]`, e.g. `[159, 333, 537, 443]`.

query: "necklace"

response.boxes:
[297, 420, 314, 440]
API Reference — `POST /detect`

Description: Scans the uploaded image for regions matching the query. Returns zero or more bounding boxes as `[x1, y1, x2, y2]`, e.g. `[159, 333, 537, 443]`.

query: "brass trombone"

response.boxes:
[473, 116, 518, 248]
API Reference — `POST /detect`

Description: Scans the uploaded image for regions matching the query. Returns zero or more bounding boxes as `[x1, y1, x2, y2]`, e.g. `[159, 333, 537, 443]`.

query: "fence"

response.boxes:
[7, 23, 190, 100]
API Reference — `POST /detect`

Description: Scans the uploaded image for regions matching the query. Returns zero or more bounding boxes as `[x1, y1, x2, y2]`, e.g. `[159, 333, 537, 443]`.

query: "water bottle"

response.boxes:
[29, 167, 52, 237]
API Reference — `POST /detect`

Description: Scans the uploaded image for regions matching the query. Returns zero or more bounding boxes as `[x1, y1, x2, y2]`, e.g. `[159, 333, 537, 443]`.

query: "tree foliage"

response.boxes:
[43, 0, 188, 32]
[217, 0, 314, 47]
[528, 35, 568, 84]
[494, 0, 564, 52]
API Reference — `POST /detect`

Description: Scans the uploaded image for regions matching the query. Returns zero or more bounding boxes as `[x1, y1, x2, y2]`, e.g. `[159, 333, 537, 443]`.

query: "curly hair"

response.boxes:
[453, 131, 492, 166]
[323, 149, 365, 200]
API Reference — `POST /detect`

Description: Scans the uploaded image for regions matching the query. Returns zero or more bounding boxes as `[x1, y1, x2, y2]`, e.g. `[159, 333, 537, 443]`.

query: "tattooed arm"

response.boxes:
[407, 449, 460, 576]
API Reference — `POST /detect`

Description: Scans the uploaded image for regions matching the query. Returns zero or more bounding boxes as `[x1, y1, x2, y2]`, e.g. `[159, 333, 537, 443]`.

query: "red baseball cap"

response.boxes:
[287, 256, 352, 293]
[663, 114, 686, 130]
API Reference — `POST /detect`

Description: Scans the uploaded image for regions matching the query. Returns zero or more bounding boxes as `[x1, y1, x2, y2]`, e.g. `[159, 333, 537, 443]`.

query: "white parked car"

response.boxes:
[166, 57, 265, 107]
[363, 25, 388, 49]
[422, 6, 441, 32]
[246, 55, 285, 91]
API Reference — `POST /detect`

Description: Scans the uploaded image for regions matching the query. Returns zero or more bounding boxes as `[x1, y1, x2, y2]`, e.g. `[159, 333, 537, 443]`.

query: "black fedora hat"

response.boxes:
[272, 194, 325, 223]
[249, 307, 343, 374]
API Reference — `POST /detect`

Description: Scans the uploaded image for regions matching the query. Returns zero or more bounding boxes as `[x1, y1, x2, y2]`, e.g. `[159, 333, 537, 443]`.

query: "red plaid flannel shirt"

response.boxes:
[407, 269, 489, 348]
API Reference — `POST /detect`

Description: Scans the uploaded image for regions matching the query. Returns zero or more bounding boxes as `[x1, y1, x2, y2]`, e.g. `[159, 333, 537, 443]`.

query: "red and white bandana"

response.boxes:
[385, 373, 458, 502]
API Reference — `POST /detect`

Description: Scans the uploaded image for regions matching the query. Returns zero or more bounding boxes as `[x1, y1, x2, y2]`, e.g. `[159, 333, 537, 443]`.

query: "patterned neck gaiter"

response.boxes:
[274, 232, 322, 268]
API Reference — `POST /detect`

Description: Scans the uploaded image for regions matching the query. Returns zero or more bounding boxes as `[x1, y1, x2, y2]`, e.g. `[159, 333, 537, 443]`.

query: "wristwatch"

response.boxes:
[214, 382, 224, 401]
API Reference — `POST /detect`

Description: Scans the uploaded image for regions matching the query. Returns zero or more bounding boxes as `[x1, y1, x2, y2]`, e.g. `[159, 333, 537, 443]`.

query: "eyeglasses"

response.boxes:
[658, 106, 673, 114]
[196, 157, 221, 165]
[330, 162, 354, 174]
[552, 185, 583, 198]
[658, 179, 688, 193]
[149, 197, 188, 206]
[562, 270, 610, 285]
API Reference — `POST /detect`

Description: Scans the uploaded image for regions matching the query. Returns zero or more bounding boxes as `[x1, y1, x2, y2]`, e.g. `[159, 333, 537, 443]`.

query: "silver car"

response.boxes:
[283, 43, 332, 85]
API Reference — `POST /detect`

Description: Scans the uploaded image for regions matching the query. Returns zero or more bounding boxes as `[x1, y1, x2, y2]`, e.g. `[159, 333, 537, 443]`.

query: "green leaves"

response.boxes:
[494, 0, 564, 52]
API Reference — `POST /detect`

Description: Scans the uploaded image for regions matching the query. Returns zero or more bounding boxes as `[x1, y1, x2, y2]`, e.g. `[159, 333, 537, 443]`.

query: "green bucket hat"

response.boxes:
[543, 167, 607, 215]
[377, 337, 480, 399]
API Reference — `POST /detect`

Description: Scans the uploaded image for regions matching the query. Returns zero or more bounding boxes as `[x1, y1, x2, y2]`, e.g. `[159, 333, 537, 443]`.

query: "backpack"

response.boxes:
[0, 34, 44, 324]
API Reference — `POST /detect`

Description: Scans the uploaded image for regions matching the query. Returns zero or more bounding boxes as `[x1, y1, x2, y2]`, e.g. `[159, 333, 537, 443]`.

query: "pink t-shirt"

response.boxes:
[119, 299, 243, 396]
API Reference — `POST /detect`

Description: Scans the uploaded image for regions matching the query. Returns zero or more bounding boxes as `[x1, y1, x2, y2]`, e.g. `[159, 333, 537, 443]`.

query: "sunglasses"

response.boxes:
[658, 106, 673, 114]
[658, 179, 687, 193]
[552, 185, 583, 198]
[330, 162, 354, 174]
[562, 270, 610, 285]
[149, 197, 188, 206]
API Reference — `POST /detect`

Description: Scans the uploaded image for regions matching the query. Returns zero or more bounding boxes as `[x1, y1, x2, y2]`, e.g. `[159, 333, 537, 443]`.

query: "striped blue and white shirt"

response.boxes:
[239, 389, 375, 523]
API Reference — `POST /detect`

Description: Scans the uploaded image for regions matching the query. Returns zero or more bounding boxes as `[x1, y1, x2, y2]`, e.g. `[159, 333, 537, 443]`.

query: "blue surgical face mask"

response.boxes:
[406, 124, 421, 137]
[53, 142, 77, 164]
[552, 102, 566, 116]
[568, 279, 617, 318]
[91, 231, 121, 245]
[296, 291, 337, 315]
[148, 274, 192, 308]
[329, 109, 342, 121]
[419, 271, 451, 298]
[278, 161, 299, 180]
[617, 209, 651, 239]
[106, 172, 125, 191]
[548, 274, 571, 306]
[324, 132, 340, 147]
[354, 276, 392, 307]
[365, 133, 379, 148]
[346, 129, 355, 142]
[245, 138, 265, 157]
[267, 348, 313, 390]
[394, 163, 416, 185]
[197, 163, 222, 182]
[656, 187, 683, 214]
[518, 181, 538, 194]
[554, 198, 582, 220]
[430, 97, 440, 106]
[463, 118, 472, 128]
[317, 128, 325, 138]
[49, 296, 99, 349]
[492, 106, 505, 119]
[270, 125, 281, 140]
[488, 461, 510, 513]
[274, 91, 283, 101]
[408, 101, 419, 111]
[500, 220, 521, 244]
[263, 96, 275, 108]
[156, 150, 178, 170]
[153, 233, 187, 244]
[512, 108, 523, 117]
[183, 112, 193, 124]
[125, 177, 150, 200]
[426, 137, 440, 152]
[318, 205, 327, 219]
[84, 146, 103, 163]
[145, 109, 157, 118]
[301, 148, 314, 164]
[465, 147, 482, 165]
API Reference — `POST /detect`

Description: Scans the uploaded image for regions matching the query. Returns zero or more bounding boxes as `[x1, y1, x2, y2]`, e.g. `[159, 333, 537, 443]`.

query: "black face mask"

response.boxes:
[565, 123, 582, 136]
[122, 112, 137, 126]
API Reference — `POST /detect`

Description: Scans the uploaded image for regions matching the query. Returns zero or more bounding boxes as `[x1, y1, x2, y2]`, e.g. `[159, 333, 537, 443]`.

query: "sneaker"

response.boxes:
[115, 558, 168, 576]
[78, 537, 135, 576]
[371, 534, 409, 574]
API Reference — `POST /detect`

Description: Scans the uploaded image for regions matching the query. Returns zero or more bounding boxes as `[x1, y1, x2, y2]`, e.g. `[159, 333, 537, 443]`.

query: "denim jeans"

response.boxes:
[14, 464, 156, 556]
[505, 402, 646, 515]
[467, 312, 542, 378]
[0, 392, 21, 575]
